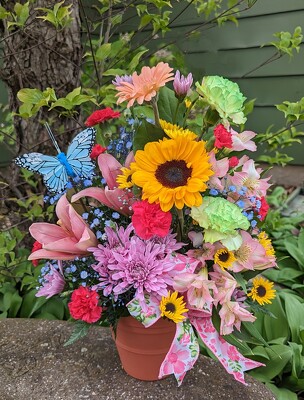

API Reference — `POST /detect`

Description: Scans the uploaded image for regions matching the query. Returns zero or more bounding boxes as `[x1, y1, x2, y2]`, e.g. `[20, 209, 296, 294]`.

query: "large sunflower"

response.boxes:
[131, 136, 213, 212]
[159, 291, 188, 323]
[159, 119, 198, 141]
[247, 276, 276, 306]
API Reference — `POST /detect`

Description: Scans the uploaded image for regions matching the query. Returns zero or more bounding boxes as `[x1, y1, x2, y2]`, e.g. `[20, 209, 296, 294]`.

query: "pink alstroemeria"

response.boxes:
[208, 151, 229, 191]
[209, 265, 237, 306]
[229, 159, 271, 197]
[36, 262, 65, 298]
[187, 232, 215, 263]
[72, 152, 134, 216]
[173, 268, 217, 313]
[230, 128, 257, 152]
[28, 194, 98, 261]
[219, 301, 256, 336]
[230, 230, 268, 273]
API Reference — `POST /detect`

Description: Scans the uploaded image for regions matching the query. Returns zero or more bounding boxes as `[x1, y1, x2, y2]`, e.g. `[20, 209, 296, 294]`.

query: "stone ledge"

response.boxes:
[0, 319, 275, 400]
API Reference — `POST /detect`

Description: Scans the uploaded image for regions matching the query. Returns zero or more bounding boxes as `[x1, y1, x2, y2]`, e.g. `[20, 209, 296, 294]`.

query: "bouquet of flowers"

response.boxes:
[18, 62, 277, 386]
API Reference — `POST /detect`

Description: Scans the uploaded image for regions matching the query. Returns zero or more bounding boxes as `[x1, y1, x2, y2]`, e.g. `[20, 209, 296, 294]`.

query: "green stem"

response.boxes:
[173, 101, 180, 125]
[151, 99, 161, 128]
[176, 208, 184, 242]
[183, 97, 198, 128]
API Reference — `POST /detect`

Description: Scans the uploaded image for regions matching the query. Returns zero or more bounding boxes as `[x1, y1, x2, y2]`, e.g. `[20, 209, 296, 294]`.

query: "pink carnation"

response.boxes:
[68, 286, 102, 323]
[132, 200, 172, 240]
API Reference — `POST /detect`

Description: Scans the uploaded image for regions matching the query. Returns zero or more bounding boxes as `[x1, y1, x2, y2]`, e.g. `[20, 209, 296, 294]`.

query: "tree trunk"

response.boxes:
[0, 0, 83, 155]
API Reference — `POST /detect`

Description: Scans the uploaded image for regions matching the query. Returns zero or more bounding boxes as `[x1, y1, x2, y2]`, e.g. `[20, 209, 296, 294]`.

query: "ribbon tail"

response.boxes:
[191, 317, 264, 385]
[159, 320, 199, 386]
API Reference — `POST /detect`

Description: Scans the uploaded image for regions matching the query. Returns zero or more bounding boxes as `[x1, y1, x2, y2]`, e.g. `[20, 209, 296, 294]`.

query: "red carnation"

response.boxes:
[258, 196, 269, 221]
[214, 124, 233, 149]
[85, 108, 120, 127]
[68, 286, 102, 323]
[90, 144, 107, 159]
[31, 241, 43, 267]
[132, 200, 172, 240]
[228, 156, 239, 169]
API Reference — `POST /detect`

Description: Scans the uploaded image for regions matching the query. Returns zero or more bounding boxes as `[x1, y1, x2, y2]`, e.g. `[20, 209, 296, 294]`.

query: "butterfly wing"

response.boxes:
[67, 127, 96, 178]
[15, 153, 68, 193]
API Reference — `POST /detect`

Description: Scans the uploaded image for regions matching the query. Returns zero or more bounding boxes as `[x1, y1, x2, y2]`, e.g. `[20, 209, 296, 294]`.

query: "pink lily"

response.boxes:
[71, 152, 134, 216]
[28, 194, 98, 261]
[230, 128, 257, 152]
[219, 301, 256, 336]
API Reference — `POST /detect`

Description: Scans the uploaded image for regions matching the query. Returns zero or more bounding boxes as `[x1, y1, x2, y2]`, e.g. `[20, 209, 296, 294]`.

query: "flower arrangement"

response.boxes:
[20, 62, 278, 386]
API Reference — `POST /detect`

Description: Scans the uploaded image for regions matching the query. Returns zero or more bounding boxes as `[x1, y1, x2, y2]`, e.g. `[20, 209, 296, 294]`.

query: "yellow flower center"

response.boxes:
[234, 244, 251, 263]
[243, 177, 258, 191]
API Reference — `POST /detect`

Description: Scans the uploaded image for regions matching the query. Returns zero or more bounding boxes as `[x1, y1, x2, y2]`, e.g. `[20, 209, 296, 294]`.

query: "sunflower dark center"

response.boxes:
[218, 251, 229, 262]
[165, 302, 176, 313]
[155, 160, 192, 188]
[257, 285, 266, 297]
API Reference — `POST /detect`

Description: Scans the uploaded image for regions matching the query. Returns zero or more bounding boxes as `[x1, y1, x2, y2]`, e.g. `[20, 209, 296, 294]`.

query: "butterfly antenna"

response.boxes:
[44, 122, 61, 154]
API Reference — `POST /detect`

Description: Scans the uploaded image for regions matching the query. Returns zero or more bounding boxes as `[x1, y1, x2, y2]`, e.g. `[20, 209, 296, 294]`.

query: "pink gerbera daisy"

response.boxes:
[115, 62, 174, 107]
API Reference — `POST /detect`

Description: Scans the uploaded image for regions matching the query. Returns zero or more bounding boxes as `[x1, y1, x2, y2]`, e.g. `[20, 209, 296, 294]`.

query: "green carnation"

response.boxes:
[190, 196, 250, 250]
[196, 76, 247, 125]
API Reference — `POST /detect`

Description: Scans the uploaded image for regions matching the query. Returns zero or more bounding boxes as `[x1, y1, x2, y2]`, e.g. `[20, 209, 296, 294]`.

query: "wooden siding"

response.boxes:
[121, 0, 304, 163]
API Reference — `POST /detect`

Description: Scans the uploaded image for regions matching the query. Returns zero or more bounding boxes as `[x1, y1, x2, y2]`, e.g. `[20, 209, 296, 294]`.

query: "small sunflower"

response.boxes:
[159, 119, 198, 140]
[131, 136, 213, 212]
[257, 231, 275, 258]
[247, 276, 276, 306]
[159, 291, 188, 323]
[214, 248, 236, 269]
[116, 167, 134, 189]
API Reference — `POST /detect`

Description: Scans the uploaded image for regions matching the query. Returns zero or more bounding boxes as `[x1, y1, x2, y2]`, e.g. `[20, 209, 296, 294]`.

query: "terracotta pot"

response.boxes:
[113, 316, 176, 381]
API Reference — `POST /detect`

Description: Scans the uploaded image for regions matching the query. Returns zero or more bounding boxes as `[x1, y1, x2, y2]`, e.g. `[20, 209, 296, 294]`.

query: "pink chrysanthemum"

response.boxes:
[115, 62, 174, 107]
[89, 224, 178, 308]
[36, 262, 65, 299]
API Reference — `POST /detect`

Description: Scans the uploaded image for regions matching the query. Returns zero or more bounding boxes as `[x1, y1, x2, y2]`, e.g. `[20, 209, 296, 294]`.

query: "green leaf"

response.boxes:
[133, 120, 165, 154]
[284, 236, 304, 268]
[7, 291, 22, 317]
[66, 87, 81, 101]
[35, 297, 65, 320]
[263, 295, 289, 342]
[49, 98, 72, 110]
[17, 88, 44, 104]
[157, 86, 186, 125]
[265, 383, 298, 400]
[103, 68, 127, 77]
[281, 292, 304, 342]
[128, 50, 148, 71]
[96, 43, 112, 61]
[249, 344, 293, 381]
[289, 342, 303, 379]
[64, 321, 91, 346]
[0, 6, 9, 19]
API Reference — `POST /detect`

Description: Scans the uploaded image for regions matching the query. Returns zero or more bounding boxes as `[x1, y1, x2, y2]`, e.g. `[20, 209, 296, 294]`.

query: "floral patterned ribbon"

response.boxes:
[127, 254, 264, 386]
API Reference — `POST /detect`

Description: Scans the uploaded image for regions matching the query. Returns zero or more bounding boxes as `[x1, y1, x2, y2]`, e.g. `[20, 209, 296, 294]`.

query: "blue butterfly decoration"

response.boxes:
[15, 126, 96, 194]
